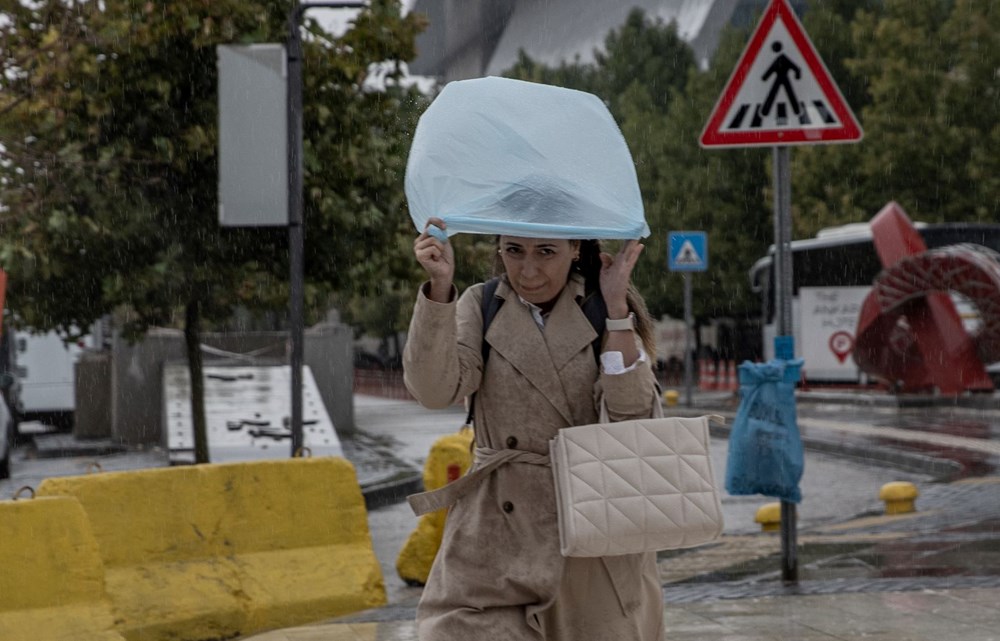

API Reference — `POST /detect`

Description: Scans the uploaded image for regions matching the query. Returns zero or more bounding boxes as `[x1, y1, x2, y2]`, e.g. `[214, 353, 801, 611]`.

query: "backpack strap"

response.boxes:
[480, 277, 503, 366]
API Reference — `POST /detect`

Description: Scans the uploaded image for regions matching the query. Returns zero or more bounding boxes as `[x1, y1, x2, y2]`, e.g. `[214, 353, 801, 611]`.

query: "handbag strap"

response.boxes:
[599, 385, 725, 425]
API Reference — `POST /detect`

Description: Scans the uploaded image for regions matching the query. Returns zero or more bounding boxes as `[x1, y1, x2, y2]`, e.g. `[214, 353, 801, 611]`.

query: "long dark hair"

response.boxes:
[492, 238, 656, 358]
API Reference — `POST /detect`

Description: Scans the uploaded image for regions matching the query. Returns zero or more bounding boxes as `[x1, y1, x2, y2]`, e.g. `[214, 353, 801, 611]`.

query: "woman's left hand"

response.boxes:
[599, 240, 644, 318]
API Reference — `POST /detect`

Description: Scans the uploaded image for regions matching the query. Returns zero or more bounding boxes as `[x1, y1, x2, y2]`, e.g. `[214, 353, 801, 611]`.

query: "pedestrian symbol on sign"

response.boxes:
[674, 241, 703, 267]
[761, 42, 800, 122]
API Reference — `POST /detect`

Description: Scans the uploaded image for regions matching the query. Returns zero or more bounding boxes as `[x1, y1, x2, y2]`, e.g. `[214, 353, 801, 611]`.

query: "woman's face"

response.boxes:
[499, 236, 580, 306]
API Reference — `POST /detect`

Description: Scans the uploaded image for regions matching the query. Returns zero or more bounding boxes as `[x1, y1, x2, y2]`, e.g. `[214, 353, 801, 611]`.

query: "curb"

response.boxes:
[704, 420, 963, 482]
[32, 433, 128, 459]
[355, 400, 977, 511]
[796, 390, 1000, 411]
[361, 472, 423, 511]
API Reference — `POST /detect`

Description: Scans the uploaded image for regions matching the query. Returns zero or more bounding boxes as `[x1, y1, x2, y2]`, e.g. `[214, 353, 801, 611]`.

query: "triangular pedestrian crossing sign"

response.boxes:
[700, 0, 862, 148]
[674, 241, 704, 267]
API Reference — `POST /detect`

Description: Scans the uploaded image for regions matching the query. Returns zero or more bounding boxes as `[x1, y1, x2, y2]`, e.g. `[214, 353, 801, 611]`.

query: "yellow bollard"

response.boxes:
[754, 502, 781, 532]
[663, 389, 679, 407]
[396, 427, 474, 586]
[879, 481, 918, 515]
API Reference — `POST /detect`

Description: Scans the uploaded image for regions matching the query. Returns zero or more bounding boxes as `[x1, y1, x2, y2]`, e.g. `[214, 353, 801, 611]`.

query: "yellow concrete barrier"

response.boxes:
[37, 457, 385, 641]
[396, 428, 474, 586]
[0, 496, 126, 641]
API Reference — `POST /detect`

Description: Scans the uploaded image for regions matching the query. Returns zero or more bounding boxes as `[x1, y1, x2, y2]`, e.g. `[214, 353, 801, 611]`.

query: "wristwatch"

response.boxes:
[605, 312, 635, 332]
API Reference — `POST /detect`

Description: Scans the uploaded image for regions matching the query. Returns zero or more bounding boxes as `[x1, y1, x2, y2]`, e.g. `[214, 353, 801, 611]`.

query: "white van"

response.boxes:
[14, 330, 82, 428]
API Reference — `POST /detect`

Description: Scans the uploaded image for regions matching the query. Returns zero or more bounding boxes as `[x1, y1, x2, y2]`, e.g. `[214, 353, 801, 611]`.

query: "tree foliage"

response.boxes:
[792, 0, 1000, 234]
[0, 0, 426, 337]
[0, 0, 425, 457]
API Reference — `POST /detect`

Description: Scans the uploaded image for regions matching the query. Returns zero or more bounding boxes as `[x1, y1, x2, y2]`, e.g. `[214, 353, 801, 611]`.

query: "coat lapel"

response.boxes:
[485, 278, 581, 426]
[545, 275, 599, 372]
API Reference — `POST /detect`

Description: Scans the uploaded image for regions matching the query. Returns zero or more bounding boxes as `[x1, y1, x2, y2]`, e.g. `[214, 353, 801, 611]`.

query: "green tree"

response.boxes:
[648, 26, 771, 323]
[791, 0, 1000, 233]
[0, 0, 424, 461]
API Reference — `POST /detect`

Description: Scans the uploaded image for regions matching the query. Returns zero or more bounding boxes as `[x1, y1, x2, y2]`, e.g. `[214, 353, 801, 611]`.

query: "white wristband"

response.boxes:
[605, 312, 635, 332]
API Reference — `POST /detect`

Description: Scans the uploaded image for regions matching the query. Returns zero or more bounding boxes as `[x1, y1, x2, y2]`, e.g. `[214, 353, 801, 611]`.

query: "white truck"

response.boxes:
[14, 330, 83, 429]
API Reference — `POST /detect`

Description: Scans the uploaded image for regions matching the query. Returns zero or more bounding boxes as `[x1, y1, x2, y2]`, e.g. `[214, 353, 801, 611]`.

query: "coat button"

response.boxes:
[502, 501, 514, 513]
[505, 436, 518, 448]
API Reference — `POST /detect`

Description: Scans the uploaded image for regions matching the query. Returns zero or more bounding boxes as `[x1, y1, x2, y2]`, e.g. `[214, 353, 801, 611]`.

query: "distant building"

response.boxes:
[408, 0, 807, 82]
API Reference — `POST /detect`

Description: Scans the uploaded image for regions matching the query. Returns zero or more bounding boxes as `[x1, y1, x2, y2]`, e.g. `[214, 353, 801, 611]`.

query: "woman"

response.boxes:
[403, 217, 663, 641]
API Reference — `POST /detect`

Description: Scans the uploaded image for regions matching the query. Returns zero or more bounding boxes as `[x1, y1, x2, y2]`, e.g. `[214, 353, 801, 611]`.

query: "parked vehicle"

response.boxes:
[750, 222, 1000, 384]
[0, 372, 15, 480]
[13, 330, 82, 430]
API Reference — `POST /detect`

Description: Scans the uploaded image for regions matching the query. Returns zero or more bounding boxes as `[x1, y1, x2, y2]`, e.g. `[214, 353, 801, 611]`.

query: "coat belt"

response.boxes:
[407, 446, 550, 516]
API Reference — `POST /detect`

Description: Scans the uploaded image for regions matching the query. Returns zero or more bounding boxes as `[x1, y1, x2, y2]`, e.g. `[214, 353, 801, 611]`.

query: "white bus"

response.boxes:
[749, 222, 1000, 384]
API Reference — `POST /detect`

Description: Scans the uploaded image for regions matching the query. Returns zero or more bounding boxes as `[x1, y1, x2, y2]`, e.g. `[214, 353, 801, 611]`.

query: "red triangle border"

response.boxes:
[700, 0, 863, 148]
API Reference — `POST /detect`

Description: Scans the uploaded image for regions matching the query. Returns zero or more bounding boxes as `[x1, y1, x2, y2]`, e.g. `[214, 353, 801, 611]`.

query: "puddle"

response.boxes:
[671, 520, 1000, 585]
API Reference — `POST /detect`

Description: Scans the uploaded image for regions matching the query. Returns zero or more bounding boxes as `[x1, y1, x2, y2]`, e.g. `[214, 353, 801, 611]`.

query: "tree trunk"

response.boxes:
[184, 299, 210, 464]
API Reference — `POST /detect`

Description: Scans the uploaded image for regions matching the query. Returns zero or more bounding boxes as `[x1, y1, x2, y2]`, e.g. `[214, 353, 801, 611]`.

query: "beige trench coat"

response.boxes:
[403, 274, 665, 641]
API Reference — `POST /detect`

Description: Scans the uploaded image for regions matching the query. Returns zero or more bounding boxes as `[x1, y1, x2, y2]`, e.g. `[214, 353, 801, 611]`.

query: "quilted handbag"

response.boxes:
[549, 397, 724, 557]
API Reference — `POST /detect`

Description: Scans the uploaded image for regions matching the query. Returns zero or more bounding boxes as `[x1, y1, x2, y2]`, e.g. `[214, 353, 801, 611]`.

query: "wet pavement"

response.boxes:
[246, 390, 1000, 640]
[4, 388, 1000, 640]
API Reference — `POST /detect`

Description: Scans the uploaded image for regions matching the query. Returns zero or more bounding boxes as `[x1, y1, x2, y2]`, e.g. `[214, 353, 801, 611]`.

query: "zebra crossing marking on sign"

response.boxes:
[699, 0, 862, 148]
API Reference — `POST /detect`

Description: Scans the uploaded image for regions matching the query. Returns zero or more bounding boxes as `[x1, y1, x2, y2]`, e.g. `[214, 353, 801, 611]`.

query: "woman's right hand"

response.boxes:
[414, 217, 454, 303]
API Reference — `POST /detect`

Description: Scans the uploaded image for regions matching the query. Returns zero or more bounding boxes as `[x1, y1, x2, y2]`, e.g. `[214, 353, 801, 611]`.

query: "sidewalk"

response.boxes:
[237, 390, 1000, 641]
[241, 586, 1000, 640]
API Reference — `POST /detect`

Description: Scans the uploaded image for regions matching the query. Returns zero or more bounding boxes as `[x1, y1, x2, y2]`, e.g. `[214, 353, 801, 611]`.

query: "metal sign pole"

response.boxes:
[287, 1, 365, 457]
[668, 231, 707, 407]
[683, 272, 694, 407]
[773, 145, 798, 583]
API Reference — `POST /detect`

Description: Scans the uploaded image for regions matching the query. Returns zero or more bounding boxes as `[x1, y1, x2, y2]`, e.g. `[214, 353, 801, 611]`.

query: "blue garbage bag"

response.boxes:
[725, 359, 804, 503]
[405, 76, 649, 240]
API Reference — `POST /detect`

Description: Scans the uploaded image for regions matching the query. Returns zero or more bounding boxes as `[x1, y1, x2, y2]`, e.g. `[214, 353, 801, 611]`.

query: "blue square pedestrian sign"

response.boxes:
[668, 232, 708, 272]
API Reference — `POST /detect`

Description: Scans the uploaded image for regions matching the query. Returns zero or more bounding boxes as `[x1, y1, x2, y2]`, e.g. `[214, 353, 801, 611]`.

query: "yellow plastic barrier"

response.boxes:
[0, 496, 126, 641]
[396, 427, 474, 586]
[214, 458, 387, 631]
[37, 457, 385, 641]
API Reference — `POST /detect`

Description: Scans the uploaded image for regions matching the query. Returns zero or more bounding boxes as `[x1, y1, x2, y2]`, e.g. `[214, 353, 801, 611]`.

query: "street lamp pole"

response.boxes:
[287, 1, 365, 457]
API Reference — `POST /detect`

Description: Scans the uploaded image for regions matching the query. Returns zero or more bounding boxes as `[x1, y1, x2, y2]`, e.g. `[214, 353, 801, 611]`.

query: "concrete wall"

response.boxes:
[74, 351, 112, 439]
[109, 326, 354, 446]
[305, 321, 354, 439]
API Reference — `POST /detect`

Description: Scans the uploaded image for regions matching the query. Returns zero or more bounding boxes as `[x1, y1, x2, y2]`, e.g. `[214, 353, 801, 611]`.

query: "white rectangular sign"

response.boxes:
[217, 44, 288, 226]
[798, 286, 869, 381]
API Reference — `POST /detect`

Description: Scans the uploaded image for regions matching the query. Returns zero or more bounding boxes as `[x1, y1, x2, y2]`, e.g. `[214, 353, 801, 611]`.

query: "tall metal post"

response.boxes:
[683, 273, 694, 407]
[773, 145, 797, 583]
[287, 1, 365, 457]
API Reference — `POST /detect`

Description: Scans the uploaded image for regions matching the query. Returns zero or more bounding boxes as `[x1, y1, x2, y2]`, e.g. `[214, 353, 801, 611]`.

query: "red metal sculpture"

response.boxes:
[853, 202, 1000, 394]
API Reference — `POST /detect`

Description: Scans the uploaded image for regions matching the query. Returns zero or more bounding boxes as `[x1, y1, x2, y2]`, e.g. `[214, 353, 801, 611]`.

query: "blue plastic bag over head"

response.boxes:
[405, 77, 649, 240]
[725, 359, 804, 503]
